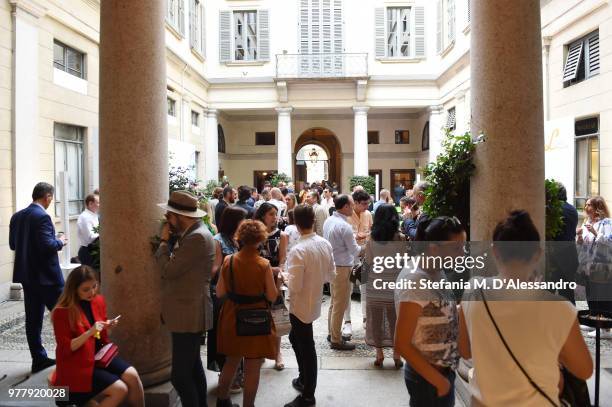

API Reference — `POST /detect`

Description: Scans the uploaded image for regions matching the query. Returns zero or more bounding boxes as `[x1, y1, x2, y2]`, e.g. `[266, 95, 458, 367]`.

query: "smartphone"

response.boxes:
[110, 315, 122, 322]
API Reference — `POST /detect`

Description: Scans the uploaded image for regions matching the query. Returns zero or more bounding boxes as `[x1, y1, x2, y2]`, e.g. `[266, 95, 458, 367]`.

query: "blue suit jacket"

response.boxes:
[9, 203, 65, 286]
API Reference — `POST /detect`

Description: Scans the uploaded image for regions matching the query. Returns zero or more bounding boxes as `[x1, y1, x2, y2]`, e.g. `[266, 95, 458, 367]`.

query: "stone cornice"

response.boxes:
[10, 0, 47, 18]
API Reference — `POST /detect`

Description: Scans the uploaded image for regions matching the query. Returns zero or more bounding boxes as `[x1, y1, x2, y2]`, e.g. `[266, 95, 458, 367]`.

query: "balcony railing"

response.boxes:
[276, 53, 368, 79]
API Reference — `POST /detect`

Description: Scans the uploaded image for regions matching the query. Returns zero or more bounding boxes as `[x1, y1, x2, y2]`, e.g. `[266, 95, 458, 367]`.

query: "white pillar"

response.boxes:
[454, 90, 467, 135]
[275, 107, 293, 179]
[205, 108, 219, 182]
[11, 0, 46, 210]
[353, 106, 369, 176]
[428, 105, 445, 162]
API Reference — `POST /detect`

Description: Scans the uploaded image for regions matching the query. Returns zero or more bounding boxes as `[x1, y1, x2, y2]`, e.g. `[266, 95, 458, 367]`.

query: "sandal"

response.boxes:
[274, 362, 285, 371]
[374, 357, 384, 368]
[393, 358, 404, 369]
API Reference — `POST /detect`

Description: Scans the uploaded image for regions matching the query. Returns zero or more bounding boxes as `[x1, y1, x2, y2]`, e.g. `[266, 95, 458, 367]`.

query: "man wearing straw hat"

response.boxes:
[156, 190, 215, 407]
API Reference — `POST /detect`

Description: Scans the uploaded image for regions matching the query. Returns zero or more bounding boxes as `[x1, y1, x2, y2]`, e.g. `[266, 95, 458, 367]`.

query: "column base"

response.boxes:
[144, 380, 179, 407]
[139, 362, 172, 388]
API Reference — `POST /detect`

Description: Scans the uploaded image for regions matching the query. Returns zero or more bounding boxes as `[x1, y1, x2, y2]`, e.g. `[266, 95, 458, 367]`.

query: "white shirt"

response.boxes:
[323, 212, 361, 267]
[462, 282, 576, 406]
[269, 198, 287, 217]
[283, 224, 301, 254]
[286, 233, 336, 324]
[77, 209, 99, 246]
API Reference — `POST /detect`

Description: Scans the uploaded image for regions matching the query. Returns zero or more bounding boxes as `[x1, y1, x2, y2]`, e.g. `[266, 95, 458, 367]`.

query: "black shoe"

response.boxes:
[326, 334, 331, 343]
[292, 377, 305, 393]
[31, 358, 55, 374]
[216, 399, 239, 407]
[330, 341, 356, 351]
[284, 395, 316, 407]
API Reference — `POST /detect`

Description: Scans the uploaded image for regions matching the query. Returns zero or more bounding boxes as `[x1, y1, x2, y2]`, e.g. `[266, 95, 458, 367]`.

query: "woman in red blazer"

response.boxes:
[51, 266, 144, 407]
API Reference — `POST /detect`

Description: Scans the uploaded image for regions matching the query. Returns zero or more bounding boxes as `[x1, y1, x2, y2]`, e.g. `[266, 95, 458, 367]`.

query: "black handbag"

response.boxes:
[226, 255, 272, 337]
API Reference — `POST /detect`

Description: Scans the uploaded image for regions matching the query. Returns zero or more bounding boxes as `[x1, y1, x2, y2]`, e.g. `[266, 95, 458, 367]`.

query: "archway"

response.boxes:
[294, 128, 342, 191]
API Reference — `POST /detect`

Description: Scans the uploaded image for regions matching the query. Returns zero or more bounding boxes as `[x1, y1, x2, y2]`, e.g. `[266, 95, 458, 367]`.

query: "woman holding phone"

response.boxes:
[51, 265, 144, 407]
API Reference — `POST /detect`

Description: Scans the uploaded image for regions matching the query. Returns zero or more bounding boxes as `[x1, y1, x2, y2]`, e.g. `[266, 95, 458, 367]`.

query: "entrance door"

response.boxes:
[299, 0, 343, 77]
[390, 169, 415, 203]
[253, 170, 276, 192]
[294, 128, 342, 191]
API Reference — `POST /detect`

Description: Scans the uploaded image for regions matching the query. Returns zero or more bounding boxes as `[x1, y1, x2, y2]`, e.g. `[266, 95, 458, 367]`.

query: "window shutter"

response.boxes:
[562, 41, 583, 82]
[189, 0, 197, 49]
[467, 0, 470, 23]
[178, 0, 185, 35]
[375, 7, 385, 58]
[436, 0, 443, 53]
[414, 6, 425, 57]
[332, 0, 343, 73]
[201, 4, 206, 57]
[446, 108, 456, 129]
[299, 0, 310, 54]
[219, 11, 231, 62]
[587, 32, 600, 77]
[258, 9, 270, 61]
[447, 0, 455, 43]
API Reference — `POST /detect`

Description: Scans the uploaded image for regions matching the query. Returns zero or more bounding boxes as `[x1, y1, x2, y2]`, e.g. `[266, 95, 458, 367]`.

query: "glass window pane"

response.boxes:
[66, 48, 83, 77]
[387, 9, 397, 57]
[575, 138, 588, 198]
[53, 42, 65, 67]
[54, 141, 65, 216]
[590, 137, 599, 196]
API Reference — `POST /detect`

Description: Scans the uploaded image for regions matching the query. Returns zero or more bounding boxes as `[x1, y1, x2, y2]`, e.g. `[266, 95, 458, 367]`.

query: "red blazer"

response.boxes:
[51, 295, 110, 392]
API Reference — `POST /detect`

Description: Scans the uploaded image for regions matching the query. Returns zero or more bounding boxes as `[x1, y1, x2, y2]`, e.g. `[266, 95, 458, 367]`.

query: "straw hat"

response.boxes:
[157, 190, 206, 218]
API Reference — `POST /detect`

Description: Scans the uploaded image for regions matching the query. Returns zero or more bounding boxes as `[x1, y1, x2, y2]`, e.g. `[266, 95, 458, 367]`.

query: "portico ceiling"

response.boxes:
[220, 107, 426, 121]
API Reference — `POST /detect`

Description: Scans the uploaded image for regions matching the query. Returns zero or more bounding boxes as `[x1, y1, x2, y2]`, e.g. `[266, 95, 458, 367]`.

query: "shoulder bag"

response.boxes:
[227, 255, 272, 336]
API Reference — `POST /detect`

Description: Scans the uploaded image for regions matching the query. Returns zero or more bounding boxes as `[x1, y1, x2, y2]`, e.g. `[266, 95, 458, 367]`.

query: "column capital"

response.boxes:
[275, 106, 293, 115]
[428, 105, 444, 114]
[207, 108, 218, 118]
[353, 106, 370, 115]
[10, 0, 47, 18]
[455, 89, 468, 101]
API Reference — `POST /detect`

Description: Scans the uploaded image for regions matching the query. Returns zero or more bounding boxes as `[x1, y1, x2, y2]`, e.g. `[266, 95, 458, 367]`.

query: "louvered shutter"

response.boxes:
[178, 0, 185, 35]
[219, 11, 232, 62]
[189, 0, 197, 49]
[436, 0, 443, 53]
[333, 0, 343, 74]
[562, 41, 583, 82]
[299, 0, 310, 54]
[447, 0, 455, 43]
[587, 32, 599, 77]
[258, 10, 270, 61]
[375, 8, 385, 58]
[446, 108, 456, 129]
[200, 4, 206, 56]
[414, 6, 425, 57]
[467, 0, 470, 23]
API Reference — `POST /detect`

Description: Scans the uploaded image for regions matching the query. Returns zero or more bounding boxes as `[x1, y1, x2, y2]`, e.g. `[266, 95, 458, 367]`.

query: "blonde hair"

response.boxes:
[53, 266, 98, 330]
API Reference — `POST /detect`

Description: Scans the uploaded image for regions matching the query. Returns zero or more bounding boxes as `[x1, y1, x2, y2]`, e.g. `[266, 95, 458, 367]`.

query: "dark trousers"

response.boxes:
[289, 313, 317, 399]
[23, 284, 63, 363]
[171, 332, 208, 407]
[404, 364, 455, 407]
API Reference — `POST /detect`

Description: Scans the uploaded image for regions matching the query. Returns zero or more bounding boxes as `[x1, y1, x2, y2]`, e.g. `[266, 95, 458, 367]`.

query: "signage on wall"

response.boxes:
[544, 117, 574, 201]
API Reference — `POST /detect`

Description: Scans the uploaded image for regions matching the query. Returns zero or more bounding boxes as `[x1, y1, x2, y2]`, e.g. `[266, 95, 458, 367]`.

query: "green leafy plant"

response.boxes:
[350, 176, 375, 195]
[89, 224, 100, 270]
[545, 179, 564, 240]
[270, 173, 292, 187]
[423, 130, 476, 231]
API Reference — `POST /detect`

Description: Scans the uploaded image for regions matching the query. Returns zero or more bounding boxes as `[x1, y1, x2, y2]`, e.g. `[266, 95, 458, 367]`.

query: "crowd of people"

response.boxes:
[7, 178, 610, 407]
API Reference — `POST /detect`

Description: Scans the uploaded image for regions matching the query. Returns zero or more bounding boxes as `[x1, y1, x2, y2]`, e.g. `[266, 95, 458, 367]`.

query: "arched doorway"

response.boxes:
[294, 128, 342, 191]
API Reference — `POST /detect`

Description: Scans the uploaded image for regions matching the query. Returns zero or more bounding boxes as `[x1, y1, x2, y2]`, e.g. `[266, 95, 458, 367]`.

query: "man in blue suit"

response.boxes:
[10, 182, 67, 373]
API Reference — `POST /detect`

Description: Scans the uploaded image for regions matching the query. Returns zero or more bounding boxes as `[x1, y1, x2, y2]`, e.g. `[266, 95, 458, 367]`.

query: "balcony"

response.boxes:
[276, 53, 368, 79]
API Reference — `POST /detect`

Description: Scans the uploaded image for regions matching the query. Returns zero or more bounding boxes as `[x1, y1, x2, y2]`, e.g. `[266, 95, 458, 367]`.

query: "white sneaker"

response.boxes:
[342, 322, 352, 339]
[588, 329, 612, 339]
[580, 324, 595, 332]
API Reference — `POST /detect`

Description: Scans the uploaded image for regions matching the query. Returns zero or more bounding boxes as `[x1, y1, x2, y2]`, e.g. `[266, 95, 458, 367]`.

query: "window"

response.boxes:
[218, 124, 226, 153]
[375, 6, 425, 59]
[575, 117, 599, 208]
[395, 130, 410, 144]
[563, 30, 599, 87]
[436, 0, 456, 54]
[368, 131, 380, 144]
[234, 11, 257, 61]
[53, 40, 85, 79]
[446, 107, 456, 131]
[422, 121, 430, 151]
[387, 8, 411, 57]
[167, 98, 176, 117]
[191, 110, 200, 127]
[54, 123, 85, 216]
[167, 0, 185, 35]
[255, 132, 275, 145]
[189, 0, 205, 55]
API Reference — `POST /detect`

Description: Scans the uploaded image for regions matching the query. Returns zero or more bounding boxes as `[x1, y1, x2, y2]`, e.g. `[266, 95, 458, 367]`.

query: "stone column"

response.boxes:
[353, 106, 369, 176]
[470, 0, 545, 240]
[276, 107, 293, 179]
[10, 0, 46, 210]
[99, 0, 171, 386]
[205, 109, 219, 182]
[428, 105, 445, 162]
[454, 89, 467, 135]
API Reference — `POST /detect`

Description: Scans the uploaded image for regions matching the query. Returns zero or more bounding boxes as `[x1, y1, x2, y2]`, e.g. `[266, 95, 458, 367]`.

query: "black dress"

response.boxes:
[58, 301, 131, 407]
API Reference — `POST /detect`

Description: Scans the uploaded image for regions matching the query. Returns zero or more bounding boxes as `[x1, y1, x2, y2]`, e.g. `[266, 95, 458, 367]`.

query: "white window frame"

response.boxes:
[446, 107, 456, 131]
[386, 7, 412, 58]
[167, 97, 177, 118]
[191, 110, 200, 127]
[437, 0, 456, 54]
[574, 117, 599, 208]
[53, 123, 86, 217]
[189, 0, 205, 56]
[166, 0, 185, 36]
[232, 10, 258, 61]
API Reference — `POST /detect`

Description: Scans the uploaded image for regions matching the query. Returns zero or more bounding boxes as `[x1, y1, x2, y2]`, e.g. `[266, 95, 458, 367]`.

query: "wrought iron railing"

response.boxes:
[276, 53, 368, 79]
